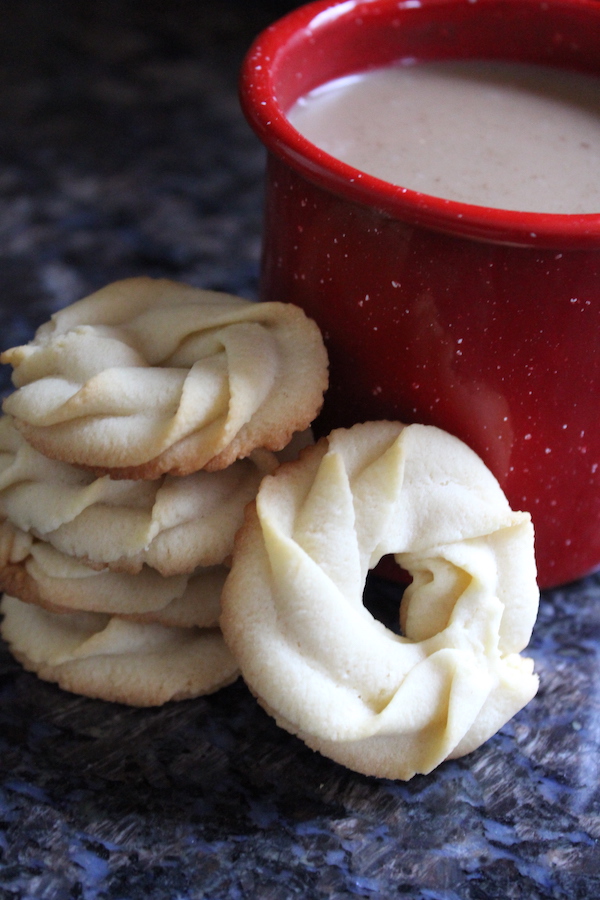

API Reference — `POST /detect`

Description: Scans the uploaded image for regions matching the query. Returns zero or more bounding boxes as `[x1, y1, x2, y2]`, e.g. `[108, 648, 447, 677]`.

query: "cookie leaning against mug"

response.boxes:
[221, 421, 539, 781]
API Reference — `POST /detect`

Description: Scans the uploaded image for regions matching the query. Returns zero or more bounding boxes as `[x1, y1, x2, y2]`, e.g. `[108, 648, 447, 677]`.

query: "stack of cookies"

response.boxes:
[0, 276, 541, 779]
[0, 277, 328, 707]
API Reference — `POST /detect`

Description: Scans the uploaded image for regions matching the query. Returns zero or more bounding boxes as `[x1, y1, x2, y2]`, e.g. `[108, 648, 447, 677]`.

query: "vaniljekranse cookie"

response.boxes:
[0, 415, 277, 575]
[0, 520, 226, 628]
[1, 594, 238, 706]
[1, 277, 328, 479]
[220, 421, 540, 781]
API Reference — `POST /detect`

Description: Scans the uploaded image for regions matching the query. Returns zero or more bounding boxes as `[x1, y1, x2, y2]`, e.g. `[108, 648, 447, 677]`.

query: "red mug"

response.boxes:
[240, 0, 600, 588]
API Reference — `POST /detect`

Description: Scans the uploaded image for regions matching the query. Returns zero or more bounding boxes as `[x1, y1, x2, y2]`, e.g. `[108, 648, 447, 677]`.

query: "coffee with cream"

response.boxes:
[287, 60, 600, 214]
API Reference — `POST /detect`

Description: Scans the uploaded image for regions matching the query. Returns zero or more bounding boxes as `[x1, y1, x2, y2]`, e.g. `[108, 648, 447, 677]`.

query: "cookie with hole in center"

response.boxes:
[221, 421, 539, 780]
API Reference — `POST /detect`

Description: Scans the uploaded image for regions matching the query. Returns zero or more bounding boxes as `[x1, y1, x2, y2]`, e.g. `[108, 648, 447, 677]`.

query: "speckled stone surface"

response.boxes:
[0, 3, 599, 898]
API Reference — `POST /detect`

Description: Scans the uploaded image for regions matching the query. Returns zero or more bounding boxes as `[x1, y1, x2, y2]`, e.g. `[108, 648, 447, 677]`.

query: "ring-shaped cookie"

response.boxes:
[221, 422, 539, 781]
[1, 277, 328, 479]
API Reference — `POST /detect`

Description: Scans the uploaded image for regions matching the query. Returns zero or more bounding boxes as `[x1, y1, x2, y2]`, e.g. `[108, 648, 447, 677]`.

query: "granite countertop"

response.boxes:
[0, 3, 599, 898]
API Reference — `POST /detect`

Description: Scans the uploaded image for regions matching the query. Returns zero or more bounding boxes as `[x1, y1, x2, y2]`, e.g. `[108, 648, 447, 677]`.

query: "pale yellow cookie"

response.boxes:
[1, 594, 238, 706]
[221, 421, 539, 781]
[1, 277, 328, 478]
[0, 522, 226, 628]
[0, 415, 275, 575]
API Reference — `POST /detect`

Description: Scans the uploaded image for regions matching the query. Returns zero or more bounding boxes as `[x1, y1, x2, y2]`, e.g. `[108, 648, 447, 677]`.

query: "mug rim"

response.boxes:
[240, 0, 600, 248]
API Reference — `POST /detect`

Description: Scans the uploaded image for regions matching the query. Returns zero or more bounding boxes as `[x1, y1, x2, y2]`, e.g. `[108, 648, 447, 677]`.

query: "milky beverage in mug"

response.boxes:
[287, 60, 600, 213]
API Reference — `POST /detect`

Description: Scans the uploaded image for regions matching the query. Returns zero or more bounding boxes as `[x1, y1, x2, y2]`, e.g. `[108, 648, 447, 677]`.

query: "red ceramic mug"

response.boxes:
[240, 0, 600, 589]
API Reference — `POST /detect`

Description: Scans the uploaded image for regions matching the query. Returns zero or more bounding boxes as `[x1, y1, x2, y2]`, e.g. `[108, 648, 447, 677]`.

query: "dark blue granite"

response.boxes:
[0, 3, 599, 898]
[2, 576, 600, 899]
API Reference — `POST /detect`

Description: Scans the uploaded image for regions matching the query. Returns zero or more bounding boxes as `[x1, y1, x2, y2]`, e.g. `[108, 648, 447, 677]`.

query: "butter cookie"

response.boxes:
[1, 594, 238, 706]
[0, 415, 275, 575]
[0, 521, 226, 628]
[2, 277, 328, 478]
[221, 421, 539, 780]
